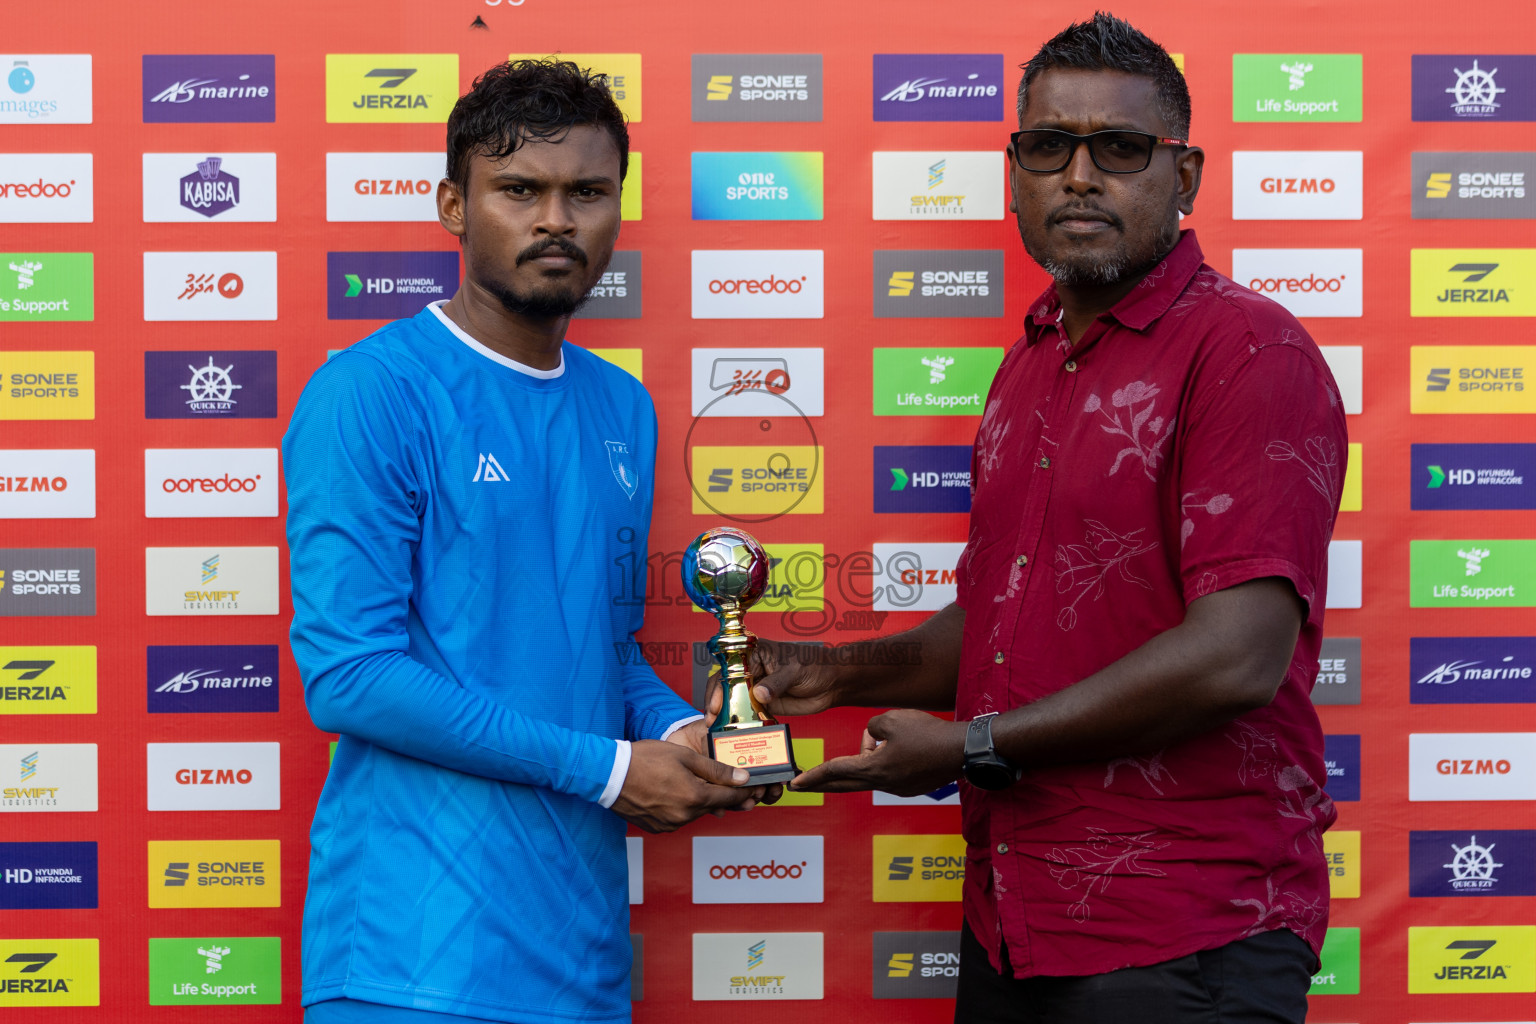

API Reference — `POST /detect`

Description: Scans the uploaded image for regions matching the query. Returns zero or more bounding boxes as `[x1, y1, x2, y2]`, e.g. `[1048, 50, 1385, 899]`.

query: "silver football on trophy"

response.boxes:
[681, 527, 769, 616]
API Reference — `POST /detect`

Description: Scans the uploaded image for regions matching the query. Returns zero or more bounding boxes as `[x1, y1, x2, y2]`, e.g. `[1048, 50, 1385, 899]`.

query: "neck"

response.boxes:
[440, 278, 568, 371]
[1055, 274, 1145, 344]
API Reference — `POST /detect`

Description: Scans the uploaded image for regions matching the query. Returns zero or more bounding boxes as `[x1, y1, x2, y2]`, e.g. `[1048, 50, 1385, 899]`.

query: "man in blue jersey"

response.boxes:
[284, 60, 763, 1024]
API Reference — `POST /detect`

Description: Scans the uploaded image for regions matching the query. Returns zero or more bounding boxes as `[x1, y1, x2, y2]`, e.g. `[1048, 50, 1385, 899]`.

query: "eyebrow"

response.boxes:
[486, 172, 617, 188]
[1024, 120, 1157, 134]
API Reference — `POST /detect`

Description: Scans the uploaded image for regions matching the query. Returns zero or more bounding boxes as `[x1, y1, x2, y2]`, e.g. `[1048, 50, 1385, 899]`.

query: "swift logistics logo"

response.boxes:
[144, 546, 280, 616]
[149, 645, 278, 713]
[0, 744, 97, 811]
[1313, 637, 1362, 706]
[1411, 636, 1536, 703]
[0, 56, 92, 124]
[0, 939, 99, 1007]
[1232, 54, 1363, 121]
[1410, 539, 1536, 607]
[148, 936, 281, 1006]
[146, 742, 280, 811]
[688, 446, 824, 516]
[1231, 249, 1362, 318]
[872, 151, 1004, 220]
[872, 932, 961, 999]
[873, 250, 1004, 317]
[692, 54, 822, 121]
[874, 446, 972, 513]
[0, 842, 97, 909]
[143, 251, 277, 321]
[1410, 830, 1536, 896]
[325, 152, 441, 222]
[1408, 926, 1536, 993]
[1323, 734, 1361, 801]
[0, 352, 92, 420]
[142, 55, 274, 123]
[1412, 345, 1535, 414]
[1411, 248, 1536, 316]
[690, 932, 824, 1000]
[690, 348, 824, 417]
[1308, 928, 1360, 995]
[145, 448, 278, 518]
[142, 153, 276, 222]
[872, 346, 1003, 415]
[1412, 55, 1536, 121]
[147, 839, 280, 908]
[575, 251, 642, 319]
[328, 251, 459, 319]
[691, 152, 823, 220]
[1413, 152, 1536, 218]
[1409, 732, 1536, 800]
[0, 449, 94, 518]
[145, 350, 277, 419]
[0, 253, 93, 322]
[0, 549, 95, 617]
[0, 154, 93, 223]
[1231, 151, 1363, 219]
[0, 646, 97, 715]
[691, 250, 823, 319]
[325, 55, 458, 123]
[1413, 443, 1535, 509]
[873, 834, 965, 902]
[691, 835, 824, 904]
[872, 54, 1004, 121]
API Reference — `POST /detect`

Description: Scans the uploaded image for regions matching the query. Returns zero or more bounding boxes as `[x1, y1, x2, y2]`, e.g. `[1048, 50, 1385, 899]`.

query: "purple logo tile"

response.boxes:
[1411, 636, 1536, 703]
[328, 251, 459, 320]
[1412, 55, 1536, 121]
[144, 350, 277, 419]
[873, 54, 1004, 121]
[1410, 829, 1536, 896]
[143, 54, 276, 123]
[147, 645, 279, 713]
[0, 842, 97, 908]
[1323, 734, 1360, 801]
[874, 446, 972, 513]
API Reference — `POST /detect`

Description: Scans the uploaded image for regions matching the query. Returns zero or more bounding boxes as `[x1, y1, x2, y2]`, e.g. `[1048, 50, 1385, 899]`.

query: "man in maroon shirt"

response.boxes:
[749, 13, 1347, 1023]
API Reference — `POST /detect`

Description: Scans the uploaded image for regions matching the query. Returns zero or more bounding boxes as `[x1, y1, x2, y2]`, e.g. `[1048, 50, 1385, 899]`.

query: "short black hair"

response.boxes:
[446, 58, 629, 192]
[1016, 12, 1190, 139]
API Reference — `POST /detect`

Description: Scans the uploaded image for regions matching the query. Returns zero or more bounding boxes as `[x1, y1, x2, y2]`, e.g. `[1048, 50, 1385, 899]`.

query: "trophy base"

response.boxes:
[709, 722, 799, 785]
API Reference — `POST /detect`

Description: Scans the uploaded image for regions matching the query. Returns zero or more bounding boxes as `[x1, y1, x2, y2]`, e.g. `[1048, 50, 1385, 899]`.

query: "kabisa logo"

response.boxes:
[148, 645, 279, 714]
[1411, 539, 1536, 607]
[147, 936, 281, 1006]
[143, 154, 275, 223]
[1413, 443, 1535, 510]
[872, 152, 1003, 221]
[1411, 636, 1536, 704]
[872, 835, 966, 902]
[0, 841, 97, 909]
[1413, 153, 1536, 219]
[1408, 926, 1536, 993]
[1412, 55, 1536, 122]
[148, 840, 280, 908]
[1231, 151, 1363, 220]
[179, 157, 238, 217]
[0, 939, 99, 1007]
[873, 932, 961, 998]
[145, 351, 277, 420]
[0, 154, 93, 224]
[1232, 54, 1363, 121]
[872, 250, 1005, 318]
[1231, 249, 1363, 318]
[325, 55, 458, 123]
[1410, 829, 1536, 897]
[147, 742, 280, 811]
[0, 549, 95, 617]
[0, 56, 92, 124]
[325, 152, 441, 223]
[873, 54, 1004, 121]
[691, 152, 824, 221]
[1, 646, 97, 716]
[142, 55, 275, 123]
[875, 446, 972, 514]
[691, 54, 822, 122]
[692, 836, 824, 904]
[328, 251, 459, 320]
[1410, 732, 1536, 801]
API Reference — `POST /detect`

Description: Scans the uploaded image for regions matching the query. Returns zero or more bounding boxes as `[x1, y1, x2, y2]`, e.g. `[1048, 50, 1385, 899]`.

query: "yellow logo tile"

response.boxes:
[511, 53, 640, 120]
[590, 349, 642, 381]
[148, 840, 280, 908]
[1324, 829, 1359, 898]
[622, 152, 641, 221]
[0, 352, 93, 420]
[326, 54, 459, 123]
[1339, 443, 1362, 512]
[767, 738, 823, 807]
[0, 938, 98, 1007]
[1410, 249, 1536, 317]
[873, 834, 965, 902]
[690, 446, 823, 516]
[1411, 345, 1536, 414]
[1408, 925, 1536, 993]
[0, 646, 96, 715]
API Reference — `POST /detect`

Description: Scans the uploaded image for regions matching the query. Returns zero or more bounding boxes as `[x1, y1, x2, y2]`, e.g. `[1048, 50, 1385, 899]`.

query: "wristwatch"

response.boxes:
[962, 712, 1022, 790]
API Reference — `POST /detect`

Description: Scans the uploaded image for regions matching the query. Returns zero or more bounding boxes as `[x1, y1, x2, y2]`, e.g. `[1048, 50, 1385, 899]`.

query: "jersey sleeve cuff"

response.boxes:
[659, 714, 705, 742]
[597, 740, 632, 809]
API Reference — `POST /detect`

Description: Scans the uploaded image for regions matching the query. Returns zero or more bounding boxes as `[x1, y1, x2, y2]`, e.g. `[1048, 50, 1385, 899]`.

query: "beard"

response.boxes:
[467, 232, 612, 319]
[1022, 200, 1181, 287]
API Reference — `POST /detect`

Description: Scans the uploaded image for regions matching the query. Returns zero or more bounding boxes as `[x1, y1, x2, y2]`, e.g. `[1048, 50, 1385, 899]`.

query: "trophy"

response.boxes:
[682, 527, 799, 785]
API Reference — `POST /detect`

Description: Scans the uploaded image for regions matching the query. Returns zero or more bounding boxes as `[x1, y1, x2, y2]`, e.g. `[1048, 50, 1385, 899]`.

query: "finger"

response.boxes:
[865, 711, 894, 741]
[694, 778, 762, 811]
[858, 728, 879, 756]
[788, 754, 874, 793]
[759, 783, 785, 805]
[683, 750, 751, 788]
[704, 666, 723, 716]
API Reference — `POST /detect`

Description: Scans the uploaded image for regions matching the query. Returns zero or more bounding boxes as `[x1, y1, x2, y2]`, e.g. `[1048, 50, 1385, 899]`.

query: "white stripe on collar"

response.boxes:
[428, 300, 566, 379]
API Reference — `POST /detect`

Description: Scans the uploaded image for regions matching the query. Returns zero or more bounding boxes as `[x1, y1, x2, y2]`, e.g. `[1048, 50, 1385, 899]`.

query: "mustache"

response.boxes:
[1047, 204, 1124, 230]
[516, 237, 588, 266]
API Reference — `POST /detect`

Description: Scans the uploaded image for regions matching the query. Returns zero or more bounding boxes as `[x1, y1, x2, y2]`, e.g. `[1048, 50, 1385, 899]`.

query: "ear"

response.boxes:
[1005, 147, 1019, 215]
[437, 177, 466, 238]
[1174, 146, 1204, 217]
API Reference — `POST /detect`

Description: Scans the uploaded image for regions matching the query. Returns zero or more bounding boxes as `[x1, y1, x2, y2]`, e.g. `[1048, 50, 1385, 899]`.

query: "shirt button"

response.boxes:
[1015, 555, 1028, 567]
[997, 843, 1009, 855]
[1038, 456, 1051, 469]
[994, 651, 1005, 664]
[1064, 360, 1078, 372]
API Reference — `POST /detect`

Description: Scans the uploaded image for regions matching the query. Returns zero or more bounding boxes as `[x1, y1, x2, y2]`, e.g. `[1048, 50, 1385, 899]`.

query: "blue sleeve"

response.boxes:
[283, 353, 620, 804]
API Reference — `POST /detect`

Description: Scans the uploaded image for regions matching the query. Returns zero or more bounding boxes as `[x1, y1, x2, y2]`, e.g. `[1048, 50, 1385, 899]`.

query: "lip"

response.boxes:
[529, 253, 579, 267]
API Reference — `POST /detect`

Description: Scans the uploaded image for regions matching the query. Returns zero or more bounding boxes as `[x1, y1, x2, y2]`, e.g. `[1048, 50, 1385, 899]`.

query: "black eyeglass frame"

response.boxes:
[1008, 129, 1189, 175]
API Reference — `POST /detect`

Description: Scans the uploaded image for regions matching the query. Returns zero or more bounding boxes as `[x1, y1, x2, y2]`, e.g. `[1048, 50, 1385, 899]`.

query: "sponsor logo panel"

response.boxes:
[873, 834, 965, 902]
[874, 446, 972, 514]
[1231, 248, 1362, 317]
[146, 742, 280, 811]
[574, 251, 641, 320]
[1412, 55, 1536, 122]
[872, 54, 1004, 121]
[0, 56, 92, 124]
[872, 152, 1003, 220]
[0, 842, 96, 908]
[763, 739, 824, 808]
[872, 931, 961, 999]
[1323, 734, 1360, 802]
[148, 645, 279, 714]
[691, 932, 824, 1000]
[1231, 151, 1363, 220]
[1411, 250, 1536, 317]
[1308, 927, 1360, 995]
[144, 448, 278, 518]
[1410, 829, 1536, 897]
[1413, 444, 1535, 510]
[589, 349, 641, 379]
[1319, 346, 1362, 414]
[1412, 345, 1535, 414]
[1326, 540, 1362, 609]
[510, 53, 639, 119]
[692, 54, 822, 122]
[0, 254, 93, 323]
[0, 646, 97, 715]
[0, 743, 97, 811]
[144, 547, 280, 617]
[148, 936, 280, 1005]
[692, 152, 823, 220]
[1341, 442, 1362, 511]
[144, 350, 277, 420]
[143, 251, 277, 321]
[873, 250, 1004, 318]
[1414, 152, 1536, 219]
[0, 153, 92, 223]
[0, 938, 98, 1007]
[0, 450, 94, 518]
[1410, 540, 1536, 607]
[324, 54, 458, 123]
[1232, 54, 1363, 122]
[872, 347, 1002, 416]
[621, 152, 641, 221]
[872, 783, 960, 806]
[1324, 830, 1360, 899]
[690, 348, 824, 417]
[1313, 637, 1362, 705]
[692, 835, 824, 904]
[328, 251, 457, 319]
[325, 152, 441, 222]
[691, 250, 823, 319]
[689, 446, 823, 516]
[142, 153, 276, 222]
[142, 54, 275, 123]
[1412, 636, 1536, 704]
[1408, 926, 1536, 993]
[871, 542, 966, 612]
[1410, 733, 1536, 800]
[627, 836, 642, 904]
[0, 548, 95, 616]
[630, 934, 643, 1001]
[147, 839, 280, 908]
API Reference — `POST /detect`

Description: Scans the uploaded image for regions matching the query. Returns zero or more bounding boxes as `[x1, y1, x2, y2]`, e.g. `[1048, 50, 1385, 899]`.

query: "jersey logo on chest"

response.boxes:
[472, 452, 509, 483]
[605, 441, 638, 500]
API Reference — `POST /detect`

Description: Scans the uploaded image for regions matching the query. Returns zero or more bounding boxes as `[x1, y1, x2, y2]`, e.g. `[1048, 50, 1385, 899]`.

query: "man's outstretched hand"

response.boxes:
[612, 740, 764, 833]
[789, 709, 966, 796]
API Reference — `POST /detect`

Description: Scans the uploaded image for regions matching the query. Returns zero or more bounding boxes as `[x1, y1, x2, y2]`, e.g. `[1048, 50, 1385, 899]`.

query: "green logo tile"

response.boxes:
[872, 347, 1003, 416]
[148, 936, 281, 1005]
[1233, 55, 1363, 122]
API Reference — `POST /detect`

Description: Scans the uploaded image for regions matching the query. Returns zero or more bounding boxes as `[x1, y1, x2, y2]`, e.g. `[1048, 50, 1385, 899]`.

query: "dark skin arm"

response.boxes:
[753, 577, 1303, 794]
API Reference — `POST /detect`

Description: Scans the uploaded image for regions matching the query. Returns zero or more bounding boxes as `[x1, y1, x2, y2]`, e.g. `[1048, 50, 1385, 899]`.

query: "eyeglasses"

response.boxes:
[1008, 129, 1188, 174]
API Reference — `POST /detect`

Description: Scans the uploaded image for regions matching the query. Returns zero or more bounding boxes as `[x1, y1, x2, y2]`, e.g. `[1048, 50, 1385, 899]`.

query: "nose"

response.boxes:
[532, 191, 578, 237]
[1061, 137, 1102, 196]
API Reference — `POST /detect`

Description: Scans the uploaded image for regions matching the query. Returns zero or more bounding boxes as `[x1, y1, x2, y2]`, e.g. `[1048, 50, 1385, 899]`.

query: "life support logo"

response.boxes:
[692, 836, 823, 904]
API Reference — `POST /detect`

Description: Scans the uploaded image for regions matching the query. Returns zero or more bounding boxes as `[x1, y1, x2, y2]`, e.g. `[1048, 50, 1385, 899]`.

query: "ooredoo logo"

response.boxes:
[1231, 249, 1362, 318]
[1410, 732, 1536, 801]
[692, 250, 823, 319]
[146, 742, 280, 811]
[1232, 151, 1362, 220]
[693, 835, 823, 903]
[144, 449, 277, 518]
[325, 152, 442, 222]
[0, 155, 93, 223]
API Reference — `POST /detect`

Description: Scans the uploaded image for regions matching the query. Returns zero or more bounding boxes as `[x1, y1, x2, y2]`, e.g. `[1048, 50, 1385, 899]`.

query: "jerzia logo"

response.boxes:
[325, 54, 457, 123]
[1408, 926, 1536, 992]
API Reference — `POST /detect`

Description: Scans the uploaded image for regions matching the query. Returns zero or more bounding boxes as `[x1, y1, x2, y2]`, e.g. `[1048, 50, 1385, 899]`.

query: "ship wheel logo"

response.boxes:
[181, 356, 243, 408]
[1444, 835, 1503, 889]
[1446, 60, 1504, 113]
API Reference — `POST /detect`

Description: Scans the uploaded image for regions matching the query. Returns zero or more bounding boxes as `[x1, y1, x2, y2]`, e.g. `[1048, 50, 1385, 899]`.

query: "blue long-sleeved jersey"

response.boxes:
[283, 302, 698, 1023]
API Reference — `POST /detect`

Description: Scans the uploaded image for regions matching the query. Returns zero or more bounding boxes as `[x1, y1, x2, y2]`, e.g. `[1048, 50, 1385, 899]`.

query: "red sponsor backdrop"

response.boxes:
[5, 0, 1535, 1020]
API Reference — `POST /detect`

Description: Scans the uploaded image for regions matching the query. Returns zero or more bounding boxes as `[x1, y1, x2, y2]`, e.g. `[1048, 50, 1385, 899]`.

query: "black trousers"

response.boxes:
[954, 921, 1317, 1024]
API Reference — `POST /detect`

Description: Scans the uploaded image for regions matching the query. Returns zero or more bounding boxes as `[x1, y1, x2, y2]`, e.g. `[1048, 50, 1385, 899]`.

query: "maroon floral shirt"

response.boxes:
[954, 231, 1345, 978]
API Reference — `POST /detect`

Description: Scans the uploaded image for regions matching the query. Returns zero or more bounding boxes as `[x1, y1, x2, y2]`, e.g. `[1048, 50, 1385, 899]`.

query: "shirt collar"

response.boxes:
[1024, 229, 1205, 346]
